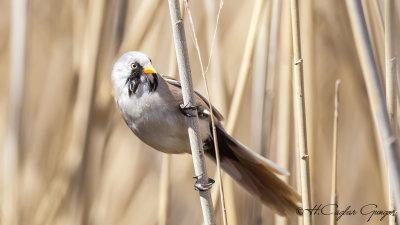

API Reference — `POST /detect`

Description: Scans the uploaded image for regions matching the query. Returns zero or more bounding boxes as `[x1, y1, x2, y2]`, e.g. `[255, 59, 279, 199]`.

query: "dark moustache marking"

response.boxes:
[149, 73, 158, 93]
[129, 80, 139, 96]
[126, 64, 143, 96]
[126, 64, 159, 96]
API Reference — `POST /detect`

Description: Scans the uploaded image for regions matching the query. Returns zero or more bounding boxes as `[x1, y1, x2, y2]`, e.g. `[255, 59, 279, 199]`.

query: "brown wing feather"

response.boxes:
[161, 74, 224, 121]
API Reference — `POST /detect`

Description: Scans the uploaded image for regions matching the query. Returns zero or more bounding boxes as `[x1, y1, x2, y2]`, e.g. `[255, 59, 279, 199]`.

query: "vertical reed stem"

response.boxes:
[276, 3, 293, 224]
[226, 0, 265, 133]
[251, 5, 269, 224]
[384, 0, 397, 224]
[3, 0, 27, 224]
[203, 0, 227, 116]
[345, 0, 400, 215]
[33, 0, 105, 223]
[183, 1, 228, 224]
[119, 0, 163, 53]
[167, 1, 216, 224]
[330, 80, 341, 225]
[290, 0, 312, 225]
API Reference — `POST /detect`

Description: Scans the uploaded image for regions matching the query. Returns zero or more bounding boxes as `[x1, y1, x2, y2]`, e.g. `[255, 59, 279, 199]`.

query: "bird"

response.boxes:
[111, 51, 301, 216]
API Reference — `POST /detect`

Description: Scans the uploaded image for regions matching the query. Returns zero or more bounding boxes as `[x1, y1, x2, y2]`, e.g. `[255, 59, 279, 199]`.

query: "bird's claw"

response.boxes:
[193, 174, 215, 191]
[179, 103, 199, 117]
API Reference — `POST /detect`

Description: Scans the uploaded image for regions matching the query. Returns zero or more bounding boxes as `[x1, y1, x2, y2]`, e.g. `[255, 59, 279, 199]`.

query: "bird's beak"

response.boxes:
[143, 65, 157, 74]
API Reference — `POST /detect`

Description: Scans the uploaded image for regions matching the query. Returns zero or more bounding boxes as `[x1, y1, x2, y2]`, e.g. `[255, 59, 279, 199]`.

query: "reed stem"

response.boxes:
[345, 0, 400, 215]
[290, 0, 312, 224]
[184, 1, 228, 224]
[167, 1, 216, 224]
[3, 0, 27, 224]
[226, 0, 265, 133]
[384, 0, 397, 224]
[330, 80, 341, 225]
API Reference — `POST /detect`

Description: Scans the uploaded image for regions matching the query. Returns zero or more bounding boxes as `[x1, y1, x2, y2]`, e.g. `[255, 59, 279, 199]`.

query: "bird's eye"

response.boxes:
[131, 63, 138, 69]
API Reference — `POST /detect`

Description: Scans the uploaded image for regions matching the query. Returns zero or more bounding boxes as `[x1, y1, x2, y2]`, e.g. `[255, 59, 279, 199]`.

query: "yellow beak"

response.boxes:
[143, 65, 157, 74]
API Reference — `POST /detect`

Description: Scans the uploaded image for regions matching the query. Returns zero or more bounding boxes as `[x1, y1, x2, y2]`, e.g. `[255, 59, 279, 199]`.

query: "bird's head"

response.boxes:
[111, 51, 157, 86]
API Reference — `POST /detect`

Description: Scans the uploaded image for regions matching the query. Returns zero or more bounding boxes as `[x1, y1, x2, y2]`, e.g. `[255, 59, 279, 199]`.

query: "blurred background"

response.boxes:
[1, 0, 400, 224]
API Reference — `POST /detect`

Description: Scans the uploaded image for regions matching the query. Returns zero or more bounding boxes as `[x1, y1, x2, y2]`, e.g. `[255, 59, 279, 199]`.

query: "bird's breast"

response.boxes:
[116, 83, 210, 154]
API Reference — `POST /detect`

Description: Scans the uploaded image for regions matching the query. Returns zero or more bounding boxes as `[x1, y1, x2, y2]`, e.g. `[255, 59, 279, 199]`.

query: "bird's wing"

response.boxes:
[161, 74, 224, 121]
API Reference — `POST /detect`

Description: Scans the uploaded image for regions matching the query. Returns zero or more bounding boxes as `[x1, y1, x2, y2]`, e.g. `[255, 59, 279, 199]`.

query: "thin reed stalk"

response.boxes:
[259, 0, 274, 159]
[203, 0, 227, 116]
[290, 0, 312, 225]
[362, 0, 392, 208]
[72, 0, 86, 73]
[3, 0, 27, 224]
[365, 0, 385, 80]
[345, 0, 400, 215]
[385, 0, 397, 224]
[84, 1, 128, 223]
[167, 1, 216, 224]
[33, 0, 105, 224]
[251, 6, 269, 163]
[275, 1, 293, 224]
[226, 0, 265, 133]
[303, 0, 315, 194]
[385, 2, 395, 124]
[330, 80, 341, 225]
[183, 1, 228, 224]
[250, 5, 270, 224]
[119, 0, 163, 53]
[274, 53, 293, 224]
[209, 1, 266, 224]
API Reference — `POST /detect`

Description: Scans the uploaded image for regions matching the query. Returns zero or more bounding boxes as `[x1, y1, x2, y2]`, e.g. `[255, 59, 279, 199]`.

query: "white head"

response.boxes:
[111, 51, 157, 96]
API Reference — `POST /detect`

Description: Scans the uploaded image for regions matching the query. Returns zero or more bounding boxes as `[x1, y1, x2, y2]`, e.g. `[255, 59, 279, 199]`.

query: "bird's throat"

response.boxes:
[126, 73, 158, 97]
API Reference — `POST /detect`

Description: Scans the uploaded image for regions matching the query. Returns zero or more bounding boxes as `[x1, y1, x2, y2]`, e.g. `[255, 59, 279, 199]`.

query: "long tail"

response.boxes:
[204, 125, 301, 217]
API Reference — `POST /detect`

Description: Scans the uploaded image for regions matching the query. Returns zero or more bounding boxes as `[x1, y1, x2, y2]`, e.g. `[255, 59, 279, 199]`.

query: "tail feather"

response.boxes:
[205, 125, 301, 217]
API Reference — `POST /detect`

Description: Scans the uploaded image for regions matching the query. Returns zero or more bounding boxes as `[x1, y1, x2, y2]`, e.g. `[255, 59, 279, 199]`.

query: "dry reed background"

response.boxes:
[1, 0, 400, 225]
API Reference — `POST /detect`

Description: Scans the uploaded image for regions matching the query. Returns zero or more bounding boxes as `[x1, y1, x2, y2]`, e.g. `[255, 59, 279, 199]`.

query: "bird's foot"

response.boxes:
[179, 103, 199, 117]
[193, 174, 215, 191]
